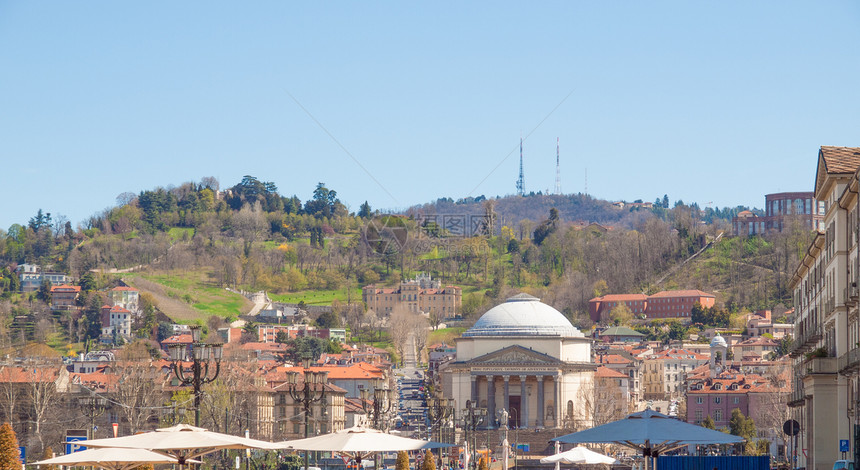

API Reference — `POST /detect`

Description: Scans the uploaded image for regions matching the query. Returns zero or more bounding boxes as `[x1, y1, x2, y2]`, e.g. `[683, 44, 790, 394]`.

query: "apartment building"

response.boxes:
[787, 146, 860, 470]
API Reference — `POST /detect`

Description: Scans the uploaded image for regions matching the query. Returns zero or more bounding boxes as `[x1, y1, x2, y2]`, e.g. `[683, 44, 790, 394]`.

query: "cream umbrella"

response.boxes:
[277, 425, 451, 467]
[540, 446, 619, 465]
[79, 423, 280, 465]
[33, 447, 187, 470]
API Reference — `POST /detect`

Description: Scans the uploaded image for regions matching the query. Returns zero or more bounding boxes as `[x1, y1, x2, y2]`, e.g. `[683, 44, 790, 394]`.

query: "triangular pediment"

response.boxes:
[467, 345, 561, 366]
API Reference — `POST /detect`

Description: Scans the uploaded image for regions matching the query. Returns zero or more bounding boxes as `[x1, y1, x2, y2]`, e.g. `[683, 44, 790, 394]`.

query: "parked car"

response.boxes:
[834, 461, 855, 470]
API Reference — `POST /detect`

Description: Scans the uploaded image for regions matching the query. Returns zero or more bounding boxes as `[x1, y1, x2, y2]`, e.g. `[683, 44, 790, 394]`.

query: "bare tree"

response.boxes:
[26, 364, 67, 454]
[112, 361, 168, 433]
[388, 306, 414, 366]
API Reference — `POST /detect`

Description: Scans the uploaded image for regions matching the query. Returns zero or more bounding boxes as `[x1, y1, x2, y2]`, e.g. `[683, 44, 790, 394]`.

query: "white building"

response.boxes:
[441, 294, 595, 430]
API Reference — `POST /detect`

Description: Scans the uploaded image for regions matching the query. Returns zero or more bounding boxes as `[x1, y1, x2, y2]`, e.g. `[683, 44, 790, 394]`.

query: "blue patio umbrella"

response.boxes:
[552, 409, 744, 469]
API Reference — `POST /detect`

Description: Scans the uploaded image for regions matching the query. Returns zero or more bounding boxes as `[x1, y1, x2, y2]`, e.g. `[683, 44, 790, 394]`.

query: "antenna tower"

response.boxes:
[516, 137, 525, 196]
[554, 137, 562, 195]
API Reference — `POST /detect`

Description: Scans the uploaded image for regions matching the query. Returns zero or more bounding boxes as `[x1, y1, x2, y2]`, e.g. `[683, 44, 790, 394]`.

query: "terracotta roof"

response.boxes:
[110, 305, 131, 313]
[110, 286, 139, 292]
[595, 366, 628, 379]
[597, 354, 632, 364]
[648, 289, 715, 298]
[592, 294, 648, 302]
[820, 146, 860, 174]
[0, 366, 61, 383]
[241, 342, 288, 352]
[162, 334, 193, 344]
[652, 348, 710, 360]
[51, 284, 81, 292]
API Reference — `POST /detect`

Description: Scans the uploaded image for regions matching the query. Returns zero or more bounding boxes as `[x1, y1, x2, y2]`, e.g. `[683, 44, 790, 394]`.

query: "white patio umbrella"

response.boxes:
[79, 423, 280, 465]
[540, 446, 619, 465]
[278, 425, 451, 466]
[33, 447, 187, 470]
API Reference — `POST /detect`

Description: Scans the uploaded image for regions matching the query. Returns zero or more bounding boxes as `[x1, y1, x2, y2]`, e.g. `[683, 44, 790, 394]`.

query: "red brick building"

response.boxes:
[588, 289, 716, 323]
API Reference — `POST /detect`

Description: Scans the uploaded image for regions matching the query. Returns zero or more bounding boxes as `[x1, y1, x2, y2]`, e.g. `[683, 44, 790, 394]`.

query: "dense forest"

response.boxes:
[0, 175, 812, 351]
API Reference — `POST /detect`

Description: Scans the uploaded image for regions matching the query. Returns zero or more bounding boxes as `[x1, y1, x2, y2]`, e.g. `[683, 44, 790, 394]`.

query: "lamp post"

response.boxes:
[168, 325, 223, 427]
[427, 398, 454, 469]
[360, 384, 394, 431]
[461, 403, 487, 470]
[78, 394, 108, 439]
[286, 353, 328, 470]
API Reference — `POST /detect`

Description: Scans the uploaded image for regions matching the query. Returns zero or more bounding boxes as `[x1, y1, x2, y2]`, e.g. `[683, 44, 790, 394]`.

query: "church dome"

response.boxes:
[463, 294, 583, 337]
[710, 334, 727, 348]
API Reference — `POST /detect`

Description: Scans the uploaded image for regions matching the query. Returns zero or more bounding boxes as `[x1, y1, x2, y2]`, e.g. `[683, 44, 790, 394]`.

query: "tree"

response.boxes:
[316, 310, 340, 329]
[701, 415, 715, 429]
[358, 201, 372, 219]
[608, 303, 633, 326]
[79, 272, 97, 292]
[420, 450, 435, 470]
[113, 362, 167, 434]
[36, 279, 52, 304]
[395, 451, 409, 470]
[0, 421, 20, 470]
[729, 408, 755, 438]
[533, 208, 559, 245]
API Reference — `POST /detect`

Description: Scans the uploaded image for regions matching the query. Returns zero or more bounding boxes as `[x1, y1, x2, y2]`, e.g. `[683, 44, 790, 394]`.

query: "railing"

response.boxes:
[787, 388, 806, 407]
[839, 348, 860, 374]
[789, 323, 822, 357]
[799, 357, 838, 378]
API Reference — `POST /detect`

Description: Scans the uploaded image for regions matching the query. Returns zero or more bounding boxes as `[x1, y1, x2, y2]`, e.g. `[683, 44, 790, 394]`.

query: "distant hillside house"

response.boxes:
[362, 273, 461, 316]
[732, 191, 825, 236]
[50, 284, 81, 309]
[108, 286, 139, 312]
[16, 264, 71, 293]
[589, 290, 716, 323]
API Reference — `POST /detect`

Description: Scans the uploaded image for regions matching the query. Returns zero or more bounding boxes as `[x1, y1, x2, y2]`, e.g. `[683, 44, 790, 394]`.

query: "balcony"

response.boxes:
[799, 356, 838, 379]
[846, 287, 857, 308]
[789, 324, 822, 357]
[839, 348, 860, 374]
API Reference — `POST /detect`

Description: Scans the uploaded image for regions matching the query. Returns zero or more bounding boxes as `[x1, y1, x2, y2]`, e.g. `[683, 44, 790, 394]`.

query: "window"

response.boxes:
[714, 409, 723, 421]
[696, 397, 703, 404]
[714, 397, 722, 404]
[733, 397, 739, 404]
[695, 410, 703, 421]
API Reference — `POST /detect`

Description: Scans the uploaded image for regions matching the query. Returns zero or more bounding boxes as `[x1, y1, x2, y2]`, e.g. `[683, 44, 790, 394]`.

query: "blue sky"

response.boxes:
[1, 1, 859, 229]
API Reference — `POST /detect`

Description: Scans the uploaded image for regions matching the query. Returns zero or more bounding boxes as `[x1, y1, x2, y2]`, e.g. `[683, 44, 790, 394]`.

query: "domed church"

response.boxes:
[440, 294, 595, 429]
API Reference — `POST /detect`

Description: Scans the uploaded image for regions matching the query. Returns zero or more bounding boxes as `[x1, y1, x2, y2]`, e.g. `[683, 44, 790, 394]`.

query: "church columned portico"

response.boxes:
[442, 294, 595, 431]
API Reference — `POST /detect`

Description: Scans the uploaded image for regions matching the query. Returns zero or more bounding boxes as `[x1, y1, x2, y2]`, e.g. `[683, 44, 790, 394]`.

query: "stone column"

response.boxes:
[552, 373, 559, 428]
[503, 375, 510, 421]
[519, 375, 528, 428]
[470, 375, 477, 407]
[487, 375, 496, 428]
[537, 376, 545, 428]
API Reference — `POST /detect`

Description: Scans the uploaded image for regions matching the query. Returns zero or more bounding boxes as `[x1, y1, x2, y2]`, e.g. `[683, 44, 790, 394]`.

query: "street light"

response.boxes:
[427, 398, 454, 469]
[168, 325, 223, 427]
[286, 353, 328, 470]
[360, 384, 394, 431]
[461, 403, 487, 470]
[78, 394, 108, 439]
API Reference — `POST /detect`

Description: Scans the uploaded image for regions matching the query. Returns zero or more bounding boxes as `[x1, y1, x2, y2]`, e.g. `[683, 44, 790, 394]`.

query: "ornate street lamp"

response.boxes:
[427, 398, 454, 469]
[168, 325, 223, 427]
[286, 353, 328, 470]
[78, 394, 108, 439]
[360, 383, 394, 431]
[461, 403, 487, 470]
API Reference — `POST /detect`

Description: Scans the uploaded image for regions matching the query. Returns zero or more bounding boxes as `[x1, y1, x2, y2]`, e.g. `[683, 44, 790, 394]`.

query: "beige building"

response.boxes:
[363, 273, 461, 316]
[441, 294, 595, 430]
[788, 146, 860, 470]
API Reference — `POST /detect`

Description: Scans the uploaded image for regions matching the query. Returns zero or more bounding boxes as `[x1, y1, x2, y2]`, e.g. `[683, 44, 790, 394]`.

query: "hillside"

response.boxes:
[0, 175, 800, 352]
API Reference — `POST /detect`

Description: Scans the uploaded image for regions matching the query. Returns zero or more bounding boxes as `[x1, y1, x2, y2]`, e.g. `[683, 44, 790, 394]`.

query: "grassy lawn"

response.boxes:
[168, 227, 194, 241]
[428, 327, 467, 345]
[135, 271, 252, 320]
[269, 288, 362, 305]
